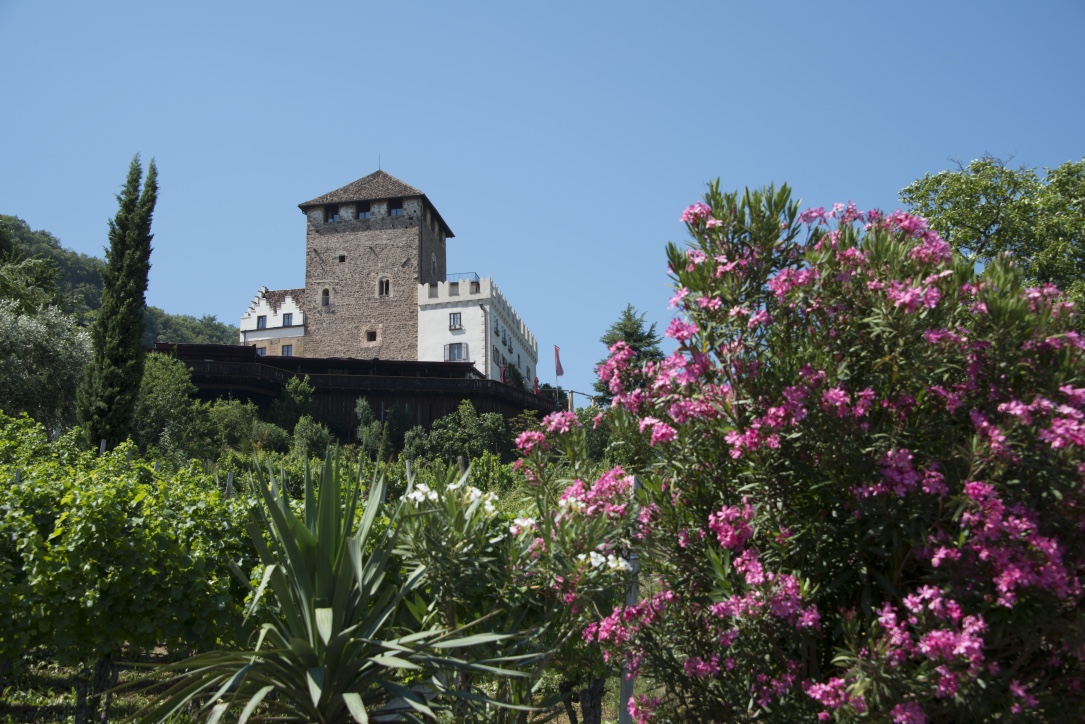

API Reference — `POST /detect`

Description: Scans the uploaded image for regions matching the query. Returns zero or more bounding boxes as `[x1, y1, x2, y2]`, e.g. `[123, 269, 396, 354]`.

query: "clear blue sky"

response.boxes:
[2, 1, 1082, 399]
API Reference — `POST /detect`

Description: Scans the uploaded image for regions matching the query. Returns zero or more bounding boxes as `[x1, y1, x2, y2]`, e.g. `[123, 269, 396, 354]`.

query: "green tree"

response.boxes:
[292, 414, 333, 460]
[0, 247, 62, 314]
[355, 397, 384, 458]
[0, 300, 90, 430]
[132, 353, 215, 465]
[271, 374, 315, 431]
[901, 155, 1085, 314]
[76, 156, 158, 449]
[592, 304, 663, 401]
[2, 214, 240, 340]
[0, 215, 104, 318]
[421, 400, 513, 463]
[539, 383, 569, 411]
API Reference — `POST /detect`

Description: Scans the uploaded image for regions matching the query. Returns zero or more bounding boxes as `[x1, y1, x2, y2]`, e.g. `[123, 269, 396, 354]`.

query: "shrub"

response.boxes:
[584, 184, 1085, 721]
[0, 412, 252, 720]
[291, 414, 333, 461]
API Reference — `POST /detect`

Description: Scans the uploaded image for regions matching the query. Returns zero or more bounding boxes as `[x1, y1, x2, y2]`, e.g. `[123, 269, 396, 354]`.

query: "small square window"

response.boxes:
[338, 255, 346, 263]
[325, 204, 340, 223]
[449, 312, 462, 330]
[389, 199, 404, 217]
[282, 313, 293, 327]
[282, 344, 293, 357]
[256, 315, 267, 330]
[366, 330, 377, 343]
[256, 347, 267, 357]
[357, 201, 371, 219]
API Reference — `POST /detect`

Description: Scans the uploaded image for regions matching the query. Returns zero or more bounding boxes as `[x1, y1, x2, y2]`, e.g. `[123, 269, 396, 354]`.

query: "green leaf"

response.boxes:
[343, 692, 369, 723]
[315, 607, 334, 645]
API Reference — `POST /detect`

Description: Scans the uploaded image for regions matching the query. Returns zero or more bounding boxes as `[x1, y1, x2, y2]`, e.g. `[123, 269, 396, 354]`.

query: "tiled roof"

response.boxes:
[264, 288, 305, 314]
[298, 169, 454, 238]
[298, 170, 423, 208]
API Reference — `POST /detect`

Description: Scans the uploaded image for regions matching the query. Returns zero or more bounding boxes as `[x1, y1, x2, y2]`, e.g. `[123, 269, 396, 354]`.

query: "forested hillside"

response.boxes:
[0, 215, 237, 345]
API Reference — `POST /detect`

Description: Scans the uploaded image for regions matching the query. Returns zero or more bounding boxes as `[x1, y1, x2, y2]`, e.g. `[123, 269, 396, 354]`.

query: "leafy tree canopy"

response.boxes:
[1, 214, 237, 342]
[901, 155, 1085, 316]
[0, 300, 90, 430]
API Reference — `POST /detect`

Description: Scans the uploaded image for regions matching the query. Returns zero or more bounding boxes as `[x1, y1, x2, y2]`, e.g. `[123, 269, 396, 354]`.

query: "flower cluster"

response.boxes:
[574, 183, 1085, 721]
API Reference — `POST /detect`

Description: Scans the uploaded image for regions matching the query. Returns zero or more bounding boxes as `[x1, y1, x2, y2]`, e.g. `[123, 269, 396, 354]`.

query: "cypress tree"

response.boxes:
[77, 156, 158, 449]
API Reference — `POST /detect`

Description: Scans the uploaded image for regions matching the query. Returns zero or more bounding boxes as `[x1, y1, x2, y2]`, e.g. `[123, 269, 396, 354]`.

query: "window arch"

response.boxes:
[378, 277, 391, 297]
[321, 288, 331, 307]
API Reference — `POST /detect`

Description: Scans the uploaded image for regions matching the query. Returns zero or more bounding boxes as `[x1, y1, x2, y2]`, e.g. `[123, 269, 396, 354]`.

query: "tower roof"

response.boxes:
[298, 170, 454, 237]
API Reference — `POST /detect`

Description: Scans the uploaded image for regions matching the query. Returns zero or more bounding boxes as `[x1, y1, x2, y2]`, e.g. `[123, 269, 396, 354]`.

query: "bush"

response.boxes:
[0, 412, 253, 719]
[251, 419, 291, 454]
[292, 414, 332, 461]
[207, 398, 259, 451]
[584, 184, 1085, 721]
[0, 301, 90, 431]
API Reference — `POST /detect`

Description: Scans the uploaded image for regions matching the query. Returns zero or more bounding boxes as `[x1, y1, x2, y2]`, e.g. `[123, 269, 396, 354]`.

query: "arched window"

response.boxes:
[321, 288, 330, 307]
[378, 278, 391, 297]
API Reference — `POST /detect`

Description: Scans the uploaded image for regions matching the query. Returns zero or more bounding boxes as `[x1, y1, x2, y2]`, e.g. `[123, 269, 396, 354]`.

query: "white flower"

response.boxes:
[467, 486, 483, 503]
[558, 497, 585, 513]
[448, 476, 465, 491]
[511, 516, 536, 535]
[483, 500, 497, 515]
[589, 551, 607, 568]
[606, 554, 632, 572]
[406, 483, 438, 503]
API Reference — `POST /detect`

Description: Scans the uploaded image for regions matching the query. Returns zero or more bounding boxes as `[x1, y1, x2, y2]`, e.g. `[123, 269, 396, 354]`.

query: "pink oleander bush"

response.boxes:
[570, 183, 1084, 721]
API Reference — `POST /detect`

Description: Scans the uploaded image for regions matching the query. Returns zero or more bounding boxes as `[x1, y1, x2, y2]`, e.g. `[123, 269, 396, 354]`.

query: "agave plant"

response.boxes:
[132, 454, 521, 723]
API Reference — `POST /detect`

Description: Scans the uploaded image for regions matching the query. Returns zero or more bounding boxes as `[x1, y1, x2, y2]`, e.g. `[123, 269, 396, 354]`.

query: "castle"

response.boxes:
[238, 170, 539, 386]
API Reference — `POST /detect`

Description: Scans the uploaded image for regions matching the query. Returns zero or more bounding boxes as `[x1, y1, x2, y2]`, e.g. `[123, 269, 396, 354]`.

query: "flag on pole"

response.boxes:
[555, 345, 564, 377]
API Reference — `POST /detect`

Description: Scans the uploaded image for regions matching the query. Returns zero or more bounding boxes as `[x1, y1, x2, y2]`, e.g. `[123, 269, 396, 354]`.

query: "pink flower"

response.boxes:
[890, 702, 927, 723]
[668, 286, 690, 309]
[649, 422, 677, 446]
[541, 410, 580, 434]
[664, 318, 699, 342]
[798, 206, 828, 225]
[515, 431, 545, 455]
[748, 309, 773, 329]
[680, 202, 712, 224]
[708, 501, 754, 551]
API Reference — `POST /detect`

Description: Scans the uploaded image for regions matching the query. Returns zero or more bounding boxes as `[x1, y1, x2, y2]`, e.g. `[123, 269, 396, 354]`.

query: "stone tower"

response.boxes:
[297, 170, 453, 359]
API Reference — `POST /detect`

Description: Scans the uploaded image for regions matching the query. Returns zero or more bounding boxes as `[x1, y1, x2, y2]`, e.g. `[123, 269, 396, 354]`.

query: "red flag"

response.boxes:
[555, 345, 564, 377]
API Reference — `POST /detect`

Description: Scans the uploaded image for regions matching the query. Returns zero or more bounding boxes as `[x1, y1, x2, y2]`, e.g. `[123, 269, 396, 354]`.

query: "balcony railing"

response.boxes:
[444, 271, 480, 284]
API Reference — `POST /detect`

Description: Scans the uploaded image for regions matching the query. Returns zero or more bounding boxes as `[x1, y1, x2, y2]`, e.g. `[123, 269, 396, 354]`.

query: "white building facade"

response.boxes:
[417, 274, 538, 385]
[239, 287, 306, 357]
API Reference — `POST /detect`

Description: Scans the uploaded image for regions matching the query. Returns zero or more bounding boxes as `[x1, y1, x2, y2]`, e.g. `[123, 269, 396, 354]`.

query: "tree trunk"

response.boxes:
[577, 677, 606, 724]
[559, 680, 580, 724]
[94, 653, 118, 723]
[74, 667, 91, 724]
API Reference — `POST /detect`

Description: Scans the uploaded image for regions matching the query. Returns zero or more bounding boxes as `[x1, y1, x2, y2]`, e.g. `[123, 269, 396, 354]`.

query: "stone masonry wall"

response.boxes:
[303, 198, 426, 360]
